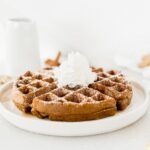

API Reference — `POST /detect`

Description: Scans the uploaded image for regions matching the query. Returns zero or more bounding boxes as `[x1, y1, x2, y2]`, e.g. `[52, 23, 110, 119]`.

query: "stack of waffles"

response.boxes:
[13, 67, 132, 121]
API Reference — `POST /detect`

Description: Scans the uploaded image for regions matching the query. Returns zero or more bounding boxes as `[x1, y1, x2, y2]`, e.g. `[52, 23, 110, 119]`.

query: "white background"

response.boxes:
[0, 1, 150, 150]
[0, 0, 150, 66]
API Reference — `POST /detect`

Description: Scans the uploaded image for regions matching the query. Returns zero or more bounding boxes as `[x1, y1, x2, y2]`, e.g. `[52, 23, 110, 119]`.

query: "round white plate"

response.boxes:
[0, 80, 149, 136]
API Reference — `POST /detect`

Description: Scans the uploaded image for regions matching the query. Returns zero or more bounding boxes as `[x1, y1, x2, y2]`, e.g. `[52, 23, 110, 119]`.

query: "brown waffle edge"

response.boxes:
[13, 68, 133, 122]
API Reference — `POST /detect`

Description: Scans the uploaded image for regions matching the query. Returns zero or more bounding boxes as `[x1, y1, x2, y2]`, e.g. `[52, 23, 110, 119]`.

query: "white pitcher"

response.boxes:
[2, 18, 41, 76]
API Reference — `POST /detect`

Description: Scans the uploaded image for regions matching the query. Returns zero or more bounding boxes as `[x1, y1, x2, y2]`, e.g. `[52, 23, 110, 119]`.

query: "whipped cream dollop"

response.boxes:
[54, 52, 97, 88]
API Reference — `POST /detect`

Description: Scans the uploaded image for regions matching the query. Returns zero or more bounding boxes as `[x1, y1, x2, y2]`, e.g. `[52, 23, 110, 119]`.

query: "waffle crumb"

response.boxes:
[0, 76, 11, 85]
[138, 53, 150, 68]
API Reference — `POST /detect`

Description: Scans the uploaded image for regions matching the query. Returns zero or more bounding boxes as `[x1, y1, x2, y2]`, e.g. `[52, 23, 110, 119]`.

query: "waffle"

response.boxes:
[13, 67, 132, 121]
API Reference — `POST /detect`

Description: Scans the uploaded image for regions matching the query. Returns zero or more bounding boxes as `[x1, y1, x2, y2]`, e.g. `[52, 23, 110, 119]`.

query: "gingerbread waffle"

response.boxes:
[13, 67, 132, 121]
[13, 70, 57, 113]
[90, 67, 132, 110]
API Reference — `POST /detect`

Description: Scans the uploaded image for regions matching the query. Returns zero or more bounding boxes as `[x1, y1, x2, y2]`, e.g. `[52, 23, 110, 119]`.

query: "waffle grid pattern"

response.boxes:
[13, 68, 132, 121]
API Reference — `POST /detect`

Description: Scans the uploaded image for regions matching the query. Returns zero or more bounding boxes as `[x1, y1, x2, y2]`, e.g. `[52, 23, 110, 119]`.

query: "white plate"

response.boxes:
[0, 81, 149, 136]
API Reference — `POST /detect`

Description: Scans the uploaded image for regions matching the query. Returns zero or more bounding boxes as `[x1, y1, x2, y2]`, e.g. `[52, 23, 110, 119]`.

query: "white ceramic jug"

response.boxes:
[2, 18, 41, 76]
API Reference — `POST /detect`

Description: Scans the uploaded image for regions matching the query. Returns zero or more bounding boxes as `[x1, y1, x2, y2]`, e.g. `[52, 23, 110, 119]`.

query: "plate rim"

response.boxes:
[0, 80, 149, 136]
